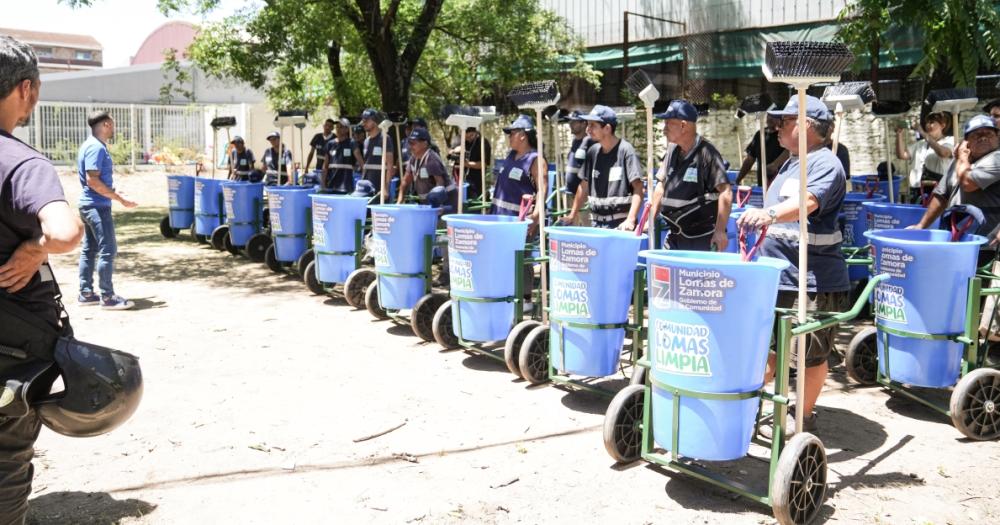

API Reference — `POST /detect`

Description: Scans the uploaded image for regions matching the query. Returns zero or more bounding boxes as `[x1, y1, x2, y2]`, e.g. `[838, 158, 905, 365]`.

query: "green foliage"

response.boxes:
[709, 92, 739, 110]
[107, 138, 139, 166]
[159, 48, 195, 104]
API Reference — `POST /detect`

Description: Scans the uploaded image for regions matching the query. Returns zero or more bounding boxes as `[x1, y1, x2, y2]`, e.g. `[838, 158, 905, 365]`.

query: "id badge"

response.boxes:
[682, 166, 698, 183]
[609, 166, 623, 182]
[574, 148, 586, 160]
[343, 149, 351, 157]
[373, 147, 383, 156]
[510, 167, 525, 181]
[419, 167, 430, 179]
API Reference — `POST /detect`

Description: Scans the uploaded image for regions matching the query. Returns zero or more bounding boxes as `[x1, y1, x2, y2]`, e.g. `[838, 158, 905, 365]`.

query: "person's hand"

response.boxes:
[617, 218, 636, 231]
[710, 228, 729, 252]
[991, 230, 1000, 248]
[737, 207, 771, 230]
[956, 140, 971, 162]
[0, 239, 46, 293]
[527, 221, 538, 238]
[905, 223, 921, 230]
[559, 213, 577, 226]
[119, 196, 138, 209]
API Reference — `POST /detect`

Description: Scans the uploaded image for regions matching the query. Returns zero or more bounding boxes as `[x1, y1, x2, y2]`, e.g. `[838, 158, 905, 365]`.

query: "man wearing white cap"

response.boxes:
[320, 118, 358, 194]
[649, 99, 732, 250]
[563, 105, 645, 230]
[260, 131, 293, 185]
[359, 108, 396, 195]
[738, 95, 849, 435]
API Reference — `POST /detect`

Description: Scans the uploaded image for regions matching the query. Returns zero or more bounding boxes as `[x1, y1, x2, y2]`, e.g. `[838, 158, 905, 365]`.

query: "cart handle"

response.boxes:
[735, 185, 752, 207]
[951, 213, 976, 242]
[738, 224, 767, 262]
[789, 273, 890, 336]
[518, 194, 535, 222]
[864, 175, 877, 198]
[635, 202, 652, 237]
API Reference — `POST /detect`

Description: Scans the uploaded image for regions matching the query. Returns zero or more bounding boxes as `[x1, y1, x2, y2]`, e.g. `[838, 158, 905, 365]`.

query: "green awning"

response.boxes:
[565, 20, 924, 80]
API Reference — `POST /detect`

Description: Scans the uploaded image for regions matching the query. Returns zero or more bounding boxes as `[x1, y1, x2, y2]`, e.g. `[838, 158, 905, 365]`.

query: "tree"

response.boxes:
[159, 47, 195, 104]
[836, 1, 1000, 88]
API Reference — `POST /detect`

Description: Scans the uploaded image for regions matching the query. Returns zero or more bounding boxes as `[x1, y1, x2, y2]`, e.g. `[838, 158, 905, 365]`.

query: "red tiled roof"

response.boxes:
[0, 27, 102, 50]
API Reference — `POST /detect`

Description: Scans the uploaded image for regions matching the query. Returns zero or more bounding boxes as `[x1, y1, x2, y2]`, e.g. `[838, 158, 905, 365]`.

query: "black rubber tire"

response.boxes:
[411, 293, 448, 342]
[949, 368, 1000, 440]
[264, 244, 283, 273]
[246, 233, 272, 263]
[344, 269, 376, 309]
[629, 365, 648, 387]
[504, 320, 542, 378]
[223, 232, 240, 256]
[771, 432, 827, 525]
[518, 324, 551, 385]
[210, 225, 229, 251]
[296, 249, 315, 276]
[304, 261, 326, 295]
[602, 384, 645, 463]
[159, 216, 177, 238]
[845, 327, 879, 385]
[432, 300, 459, 349]
[365, 281, 388, 320]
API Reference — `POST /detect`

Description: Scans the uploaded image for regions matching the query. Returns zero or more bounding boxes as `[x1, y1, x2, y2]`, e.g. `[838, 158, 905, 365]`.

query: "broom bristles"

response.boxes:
[508, 81, 560, 108]
[739, 93, 773, 114]
[625, 70, 653, 95]
[872, 100, 911, 116]
[764, 41, 854, 78]
[210, 116, 237, 128]
[822, 81, 876, 103]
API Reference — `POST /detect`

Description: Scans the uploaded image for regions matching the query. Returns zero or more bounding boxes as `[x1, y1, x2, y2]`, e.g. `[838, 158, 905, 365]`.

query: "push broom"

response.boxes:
[471, 106, 498, 213]
[821, 81, 875, 154]
[737, 93, 775, 195]
[624, 69, 661, 246]
[542, 105, 565, 213]
[387, 111, 408, 187]
[508, 81, 561, 324]
[444, 106, 483, 215]
[275, 110, 308, 185]
[763, 40, 855, 435]
[927, 87, 978, 150]
[871, 99, 911, 203]
[209, 116, 236, 179]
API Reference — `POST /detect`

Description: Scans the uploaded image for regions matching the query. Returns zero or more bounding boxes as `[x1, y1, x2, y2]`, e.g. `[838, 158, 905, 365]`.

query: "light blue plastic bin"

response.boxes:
[311, 195, 369, 284]
[265, 186, 315, 262]
[167, 175, 195, 229]
[222, 182, 263, 247]
[369, 204, 440, 309]
[194, 177, 226, 235]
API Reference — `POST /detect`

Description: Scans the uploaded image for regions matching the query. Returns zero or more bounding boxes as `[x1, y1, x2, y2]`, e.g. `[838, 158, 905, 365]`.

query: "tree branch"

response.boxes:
[400, 0, 445, 77]
[384, 0, 402, 29]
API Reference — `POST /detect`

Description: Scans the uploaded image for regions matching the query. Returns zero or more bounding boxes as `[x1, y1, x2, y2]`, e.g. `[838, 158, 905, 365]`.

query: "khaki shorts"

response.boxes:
[774, 291, 850, 368]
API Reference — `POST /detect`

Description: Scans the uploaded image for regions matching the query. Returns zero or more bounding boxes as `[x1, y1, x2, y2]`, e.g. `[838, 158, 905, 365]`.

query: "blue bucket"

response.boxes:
[167, 175, 195, 229]
[726, 170, 739, 185]
[732, 186, 763, 208]
[265, 186, 315, 262]
[311, 195, 369, 284]
[444, 214, 529, 341]
[369, 204, 440, 309]
[863, 202, 937, 232]
[547, 227, 644, 376]
[222, 182, 263, 247]
[851, 175, 903, 201]
[194, 177, 226, 236]
[842, 193, 886, 281]
[724, 208, 757, 254]
[865, 229, 986, 387]
[640, 250, 790, 461]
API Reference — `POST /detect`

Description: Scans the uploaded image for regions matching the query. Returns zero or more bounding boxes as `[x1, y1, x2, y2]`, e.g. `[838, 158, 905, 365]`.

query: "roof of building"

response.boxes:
[131, 21, 198, 66]
[0, 27, 102, 51]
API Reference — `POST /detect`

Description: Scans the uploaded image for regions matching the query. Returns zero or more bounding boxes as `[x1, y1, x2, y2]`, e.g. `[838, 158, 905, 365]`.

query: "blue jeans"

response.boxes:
[79, 206, 117, 296]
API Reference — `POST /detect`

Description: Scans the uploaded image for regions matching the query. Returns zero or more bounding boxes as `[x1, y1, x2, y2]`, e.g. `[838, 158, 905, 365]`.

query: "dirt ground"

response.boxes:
[23, 170, 1000, 524]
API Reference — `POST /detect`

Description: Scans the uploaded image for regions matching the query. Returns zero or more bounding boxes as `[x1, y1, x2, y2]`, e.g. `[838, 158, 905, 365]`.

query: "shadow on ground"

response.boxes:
[28, 491, 156, 524]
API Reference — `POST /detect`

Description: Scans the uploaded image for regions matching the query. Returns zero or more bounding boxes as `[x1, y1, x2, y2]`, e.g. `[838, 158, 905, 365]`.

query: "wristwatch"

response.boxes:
[767, 208, 778, 224]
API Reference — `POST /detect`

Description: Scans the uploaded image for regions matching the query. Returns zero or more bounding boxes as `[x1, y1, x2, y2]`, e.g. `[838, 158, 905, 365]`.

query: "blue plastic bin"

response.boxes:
[866, 229, 986, 387]
[222, 182, 263, 247]
[369, 204, 440, 309]
[841, 193, 886, 281]
[641, 249, 789, 461]
[265, 186, 315, 262]
[863, 202, 938, 232]
[732, 186, 763, 208]
[167, 175, 195, 229]
[444, 214, 530, 341]
[311, 195, 369, 284]
[851, 175, 903, 201]
[194, 177, 226, 236]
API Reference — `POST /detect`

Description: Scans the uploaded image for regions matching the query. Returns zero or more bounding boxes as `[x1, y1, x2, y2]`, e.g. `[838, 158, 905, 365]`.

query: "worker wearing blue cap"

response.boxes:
[397, 127, 458, 210]
[320, 118, 357, 194]
[563, 105, 645, 229]
[260, 131, 294, 185]
[359, 108, 396, 194]
[649, 99, 732, 250]
[492, 114, 547, 225]
[918, 114, 1000, 265]
[227, 135, 256, 181]
[564, 110, 593, 198]
[738, 94, 850, 436]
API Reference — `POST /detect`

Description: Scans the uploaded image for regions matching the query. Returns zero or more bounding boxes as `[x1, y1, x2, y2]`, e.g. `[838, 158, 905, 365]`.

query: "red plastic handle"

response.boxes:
[736, 186, 752, 208]
[635, 202, 652, 236]
[518, 194, 535, 221]
[739, 224, 768, 262]
[951, 214, 975, 242]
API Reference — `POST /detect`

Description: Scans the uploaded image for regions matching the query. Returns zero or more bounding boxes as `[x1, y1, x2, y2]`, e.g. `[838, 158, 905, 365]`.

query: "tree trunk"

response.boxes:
[327, 41, 361, 116]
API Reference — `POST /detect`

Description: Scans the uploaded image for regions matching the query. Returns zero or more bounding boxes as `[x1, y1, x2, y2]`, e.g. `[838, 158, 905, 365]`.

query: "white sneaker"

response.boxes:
[101, 294, 135, 310]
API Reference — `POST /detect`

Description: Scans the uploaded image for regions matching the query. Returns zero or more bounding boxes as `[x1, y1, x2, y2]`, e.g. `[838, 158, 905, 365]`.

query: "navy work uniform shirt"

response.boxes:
[579, 138, 643, 228]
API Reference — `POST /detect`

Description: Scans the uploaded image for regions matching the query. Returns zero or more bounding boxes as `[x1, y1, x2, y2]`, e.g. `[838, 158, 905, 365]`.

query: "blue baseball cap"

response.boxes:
[654, 99, 699, 122]
[577, 105, 618, 126]
[427, 186, 448, 208]
[266, 131, 280, 140]
[767, 95, 832, 122]
[408, 128, 431, 142]
[351, 180, 375, 198]
[964, 114, 1000, 138]
[361, 108, 380, 121]
[503, 114, 535, 133]
[231, 135, 244, 144]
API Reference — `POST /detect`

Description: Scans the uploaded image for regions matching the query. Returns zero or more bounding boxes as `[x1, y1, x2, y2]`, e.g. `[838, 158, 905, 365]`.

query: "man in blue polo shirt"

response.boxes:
[738, 95, 849, 435]
[77, 110, 137, 310]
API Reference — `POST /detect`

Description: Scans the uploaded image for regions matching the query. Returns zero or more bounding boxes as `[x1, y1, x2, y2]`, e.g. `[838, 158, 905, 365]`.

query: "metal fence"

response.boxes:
[18, 101, 244, 167]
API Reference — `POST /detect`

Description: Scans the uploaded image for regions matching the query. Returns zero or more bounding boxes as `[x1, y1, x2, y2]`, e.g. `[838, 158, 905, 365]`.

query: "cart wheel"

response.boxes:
[223, 232, 240, 256]
[432, 300, 459, 349]
[365, 281, 388, 320]
[264, 244, 283, 273]
[504, 320, 542, 378]
[771, 432, 827, 525]
[629, 365, 648, 387]
[518, 325, 550, 385]
[210, 225, 229, 251]
[304, 261, 326, 295]
[411, 293, 448, 342]
[949, 368, 1000, 440]
[296, 249, 315, 276]
[246, 233, 272, 263]
[159, 216, 177, 238]
[344, 269, 376, 309]
[602, 384, 645, 463]
[845, 327, 879, 385]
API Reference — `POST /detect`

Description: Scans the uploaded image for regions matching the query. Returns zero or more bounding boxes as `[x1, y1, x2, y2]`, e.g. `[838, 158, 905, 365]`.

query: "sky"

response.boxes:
[1, 0, 249, 68]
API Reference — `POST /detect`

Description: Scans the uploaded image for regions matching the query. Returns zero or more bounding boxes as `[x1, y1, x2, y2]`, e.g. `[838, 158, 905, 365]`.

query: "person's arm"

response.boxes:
[895, 128, 911, 160]
[914, 193, 948, 228]
[564, 182, 588, 224]
[737, 191, 821, 230]
[305, 149, 315, 172]
[397, 165, 412, 204]
[924, 131, 953, 160]
[735, 155, 756, 185]
[0, 200, 84, 293]
[86, 171, 136, 208]
[619, 178, 644, 231]
[954, 141, 980, 192]
[711, 183, 733, 250]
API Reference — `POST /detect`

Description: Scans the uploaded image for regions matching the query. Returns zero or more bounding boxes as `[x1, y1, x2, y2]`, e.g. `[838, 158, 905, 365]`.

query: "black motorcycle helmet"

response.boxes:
[33, 339, 143, 437]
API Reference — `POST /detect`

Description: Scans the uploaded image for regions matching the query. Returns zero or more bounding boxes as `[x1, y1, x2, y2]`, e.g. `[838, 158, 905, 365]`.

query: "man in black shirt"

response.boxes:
[321, 118, 357, 194]
[736, 114, 787, 188]
[0, 35, 85, 522]
[305, 118, 335, 172]
[450, 127, 492, 200]
[226, 136, 256, 181]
